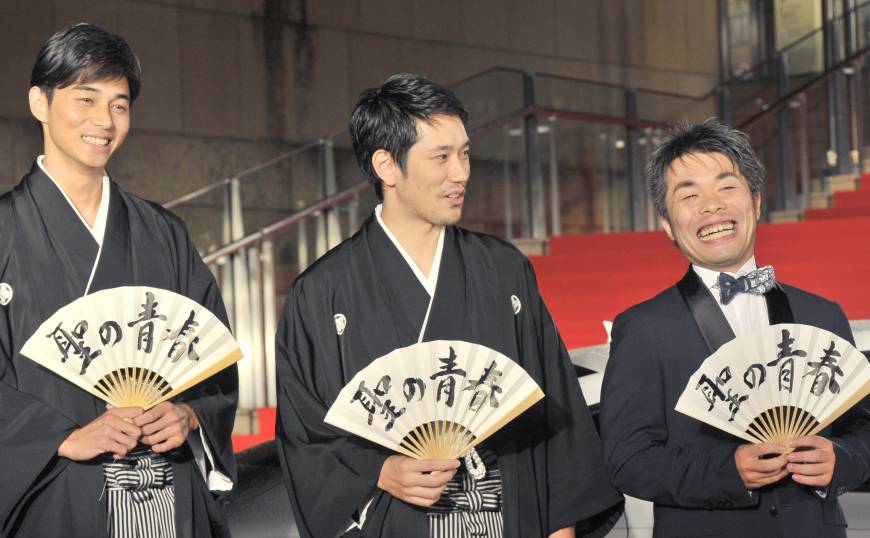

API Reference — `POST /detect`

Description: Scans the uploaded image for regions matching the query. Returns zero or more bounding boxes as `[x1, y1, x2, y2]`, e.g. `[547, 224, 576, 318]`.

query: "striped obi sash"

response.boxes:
[103, 445, 176, 538]
[428, 448, 503, 538]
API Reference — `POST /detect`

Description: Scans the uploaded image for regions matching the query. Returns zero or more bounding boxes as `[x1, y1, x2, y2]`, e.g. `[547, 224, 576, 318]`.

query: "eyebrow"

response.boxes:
[672, 171, 738, 193]
[72, 85, 130, 101]
[429, 141, 470, 152]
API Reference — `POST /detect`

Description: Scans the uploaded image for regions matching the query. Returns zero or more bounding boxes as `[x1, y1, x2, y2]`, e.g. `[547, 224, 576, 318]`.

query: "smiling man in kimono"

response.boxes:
[275, 73, 622, 538]
[0, 24, 237, 537]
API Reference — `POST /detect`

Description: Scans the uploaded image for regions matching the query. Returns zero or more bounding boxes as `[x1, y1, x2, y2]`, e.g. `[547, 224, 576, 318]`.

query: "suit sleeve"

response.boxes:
[827, 304, 870, 496]
[523, 260, 624, 535]
[274, 280, 391, 538]
[600, 310, 756, 509]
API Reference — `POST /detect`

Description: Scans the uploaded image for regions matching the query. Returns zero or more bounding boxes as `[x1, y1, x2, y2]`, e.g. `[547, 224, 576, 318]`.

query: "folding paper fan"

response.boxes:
[324, 340, 544, 459]
[20, 286, 243, 409]
[675, 323, 870, 445]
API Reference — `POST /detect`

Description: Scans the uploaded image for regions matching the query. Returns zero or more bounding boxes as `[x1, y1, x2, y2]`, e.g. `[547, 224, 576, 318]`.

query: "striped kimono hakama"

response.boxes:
[103, 446, 176, 538]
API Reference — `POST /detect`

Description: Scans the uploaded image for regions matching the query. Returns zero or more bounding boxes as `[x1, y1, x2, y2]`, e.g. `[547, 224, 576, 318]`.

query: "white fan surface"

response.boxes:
[675, 323, 870, 444]
[324, 340, 544, 459]
[20, 286, 242, 409]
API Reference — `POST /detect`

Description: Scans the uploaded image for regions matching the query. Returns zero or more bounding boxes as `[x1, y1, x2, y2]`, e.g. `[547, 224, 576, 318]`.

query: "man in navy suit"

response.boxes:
[599, 120, 870, 537]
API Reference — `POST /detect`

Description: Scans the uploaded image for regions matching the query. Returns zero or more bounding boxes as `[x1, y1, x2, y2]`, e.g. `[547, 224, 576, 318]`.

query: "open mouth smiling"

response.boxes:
[82, 135, 110, 147]
[697, 221, 735, 241]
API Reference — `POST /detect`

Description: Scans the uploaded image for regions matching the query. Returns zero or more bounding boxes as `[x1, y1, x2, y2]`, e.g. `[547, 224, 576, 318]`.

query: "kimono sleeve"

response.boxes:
[0, 211, 77, 532]
[275, 279, 391, 538]
[522, 259, 624, 536]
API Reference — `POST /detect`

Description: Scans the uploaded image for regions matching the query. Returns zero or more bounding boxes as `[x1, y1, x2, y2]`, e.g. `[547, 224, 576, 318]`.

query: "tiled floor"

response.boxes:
[606, 492, 870, 537]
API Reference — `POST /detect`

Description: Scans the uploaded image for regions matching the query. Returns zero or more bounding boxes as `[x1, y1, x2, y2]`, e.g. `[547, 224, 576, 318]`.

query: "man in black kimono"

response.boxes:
[599, 120, 870, 537]
[275, 73, 622, 538]
[0, 24, 237, 537]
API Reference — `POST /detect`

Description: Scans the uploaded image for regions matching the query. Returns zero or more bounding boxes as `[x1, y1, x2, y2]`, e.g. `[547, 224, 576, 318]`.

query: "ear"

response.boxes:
[752, 191, 762, 221]
[660, 215, 675, 241]
[28, 86, 49, 123]
[372, 149, 398, 189]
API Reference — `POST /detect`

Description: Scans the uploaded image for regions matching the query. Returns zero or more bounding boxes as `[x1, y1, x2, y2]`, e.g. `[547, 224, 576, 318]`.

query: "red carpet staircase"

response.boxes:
[232, 173, 870, 451]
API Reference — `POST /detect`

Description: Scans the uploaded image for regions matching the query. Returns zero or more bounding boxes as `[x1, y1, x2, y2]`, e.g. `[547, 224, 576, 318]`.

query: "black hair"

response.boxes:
[646, 118, 765, 219]
[349, 73, 468, 200]
[31, 23, 142, 103]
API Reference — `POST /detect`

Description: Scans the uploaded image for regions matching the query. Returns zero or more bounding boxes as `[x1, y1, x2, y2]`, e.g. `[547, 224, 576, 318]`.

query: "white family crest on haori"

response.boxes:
[334, 313, 347, 335]
[510, 295, 521, 315]
[20, 286, 243, 409]
[675, 323, 870, 445]
[0, 282, 12, 306]
[324, 340, 544, 459]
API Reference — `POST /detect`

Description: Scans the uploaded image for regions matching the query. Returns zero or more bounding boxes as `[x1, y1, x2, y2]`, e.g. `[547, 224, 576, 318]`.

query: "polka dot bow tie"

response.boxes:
[717, 265, 776, 305]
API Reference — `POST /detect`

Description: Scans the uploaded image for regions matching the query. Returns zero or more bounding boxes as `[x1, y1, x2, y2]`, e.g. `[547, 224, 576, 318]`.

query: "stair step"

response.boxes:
[809, 191, 831, 209]
[768, 209, 803, 223]
[804, 207, 870, 220]
[832, 190, 870, 210]
[811, 174, 860, 193]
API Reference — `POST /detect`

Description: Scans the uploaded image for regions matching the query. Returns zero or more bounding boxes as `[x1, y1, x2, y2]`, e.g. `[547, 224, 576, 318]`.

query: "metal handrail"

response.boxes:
[202, 181, 369, 264]
[739, 44, 870, 129]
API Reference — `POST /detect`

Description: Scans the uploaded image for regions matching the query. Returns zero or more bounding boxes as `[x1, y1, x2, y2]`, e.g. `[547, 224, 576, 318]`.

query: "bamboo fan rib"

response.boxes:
[20, 286, 243, 409]
[324, 340, 544, 459]
[675, 323, 870, 445]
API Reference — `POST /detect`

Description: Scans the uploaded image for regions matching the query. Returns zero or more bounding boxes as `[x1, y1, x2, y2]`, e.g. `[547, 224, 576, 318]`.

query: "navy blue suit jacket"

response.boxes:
[600, 267, 870, 538]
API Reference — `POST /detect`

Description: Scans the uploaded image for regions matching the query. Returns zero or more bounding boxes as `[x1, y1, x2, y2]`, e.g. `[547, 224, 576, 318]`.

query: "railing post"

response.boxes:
[247, 244, 265, 410]
[600, 132, 612, 233]
[320, 138, 341, 249]
[797, 93, 811, 211]
[717, 0, 732, 124]
[547, 117, 561, 236]
[824, 0, 851, 175]
[503, 128, 513, 240]
[775, 54, 796, 211]
[522, 71, 546, 240]
[625, 88, 644, 230]
[261, 238, 277, 407]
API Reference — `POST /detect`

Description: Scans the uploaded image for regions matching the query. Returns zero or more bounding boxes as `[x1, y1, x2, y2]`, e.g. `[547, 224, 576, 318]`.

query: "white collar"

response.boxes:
[693, 256, 758, 292]
[375, 204, 445, 298]
[37, 155, 110, 246]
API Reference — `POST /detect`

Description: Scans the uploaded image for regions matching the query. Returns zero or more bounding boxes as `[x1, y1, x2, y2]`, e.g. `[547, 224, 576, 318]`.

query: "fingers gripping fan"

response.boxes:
[675, 323, 870, 444]
[20, 286, 243, 409]
[324, 340, 545, 459]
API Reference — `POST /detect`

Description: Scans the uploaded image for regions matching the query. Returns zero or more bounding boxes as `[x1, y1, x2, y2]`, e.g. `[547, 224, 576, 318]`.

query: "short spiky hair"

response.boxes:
[349, 73, 468, 200]
[646, 119, 765, 218]
[31, 23, 142, 103]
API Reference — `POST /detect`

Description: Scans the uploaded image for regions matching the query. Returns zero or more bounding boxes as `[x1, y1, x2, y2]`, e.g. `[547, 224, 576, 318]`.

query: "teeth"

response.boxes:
[82, 136, 109, 146]
[698, 222, 735, 241]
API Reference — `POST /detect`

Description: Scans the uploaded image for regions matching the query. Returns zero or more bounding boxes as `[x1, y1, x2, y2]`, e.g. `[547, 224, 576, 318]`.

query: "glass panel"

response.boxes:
[459, 115, 527, 238]
[535, 74, 625, 118]
[168, 183, 227, 255]
[451, 68, 526, 130]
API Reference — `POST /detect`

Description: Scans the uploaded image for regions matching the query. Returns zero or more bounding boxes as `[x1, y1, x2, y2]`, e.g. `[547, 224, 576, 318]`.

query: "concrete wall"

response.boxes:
[0, 0, 721, 208]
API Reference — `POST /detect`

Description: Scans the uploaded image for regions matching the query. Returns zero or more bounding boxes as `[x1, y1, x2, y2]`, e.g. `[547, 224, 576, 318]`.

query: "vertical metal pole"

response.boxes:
[503, 129, 513, 240]
[347, 195, 360, 236]
[824, 0, 850, 174]
[600, 132, 612, 233]
[228, 178, 254, 411]
[625, 89, 644, 230]
[775, 55, 796, 211]
[522, 72, 546, 239]
[297, 216, 309, 272]
[717, 0, 732, 123]
[321, 138, 341, 248]
[797, 93, 811, 210]
[247, 244, 265, 409]
[261, 238, 277, 407]
[547, 118, 561, 236]
[220, 180, 235, 325]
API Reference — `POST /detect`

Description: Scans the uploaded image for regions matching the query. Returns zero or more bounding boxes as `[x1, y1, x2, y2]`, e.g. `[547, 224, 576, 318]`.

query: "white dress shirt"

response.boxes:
[692, 257, 769, 337]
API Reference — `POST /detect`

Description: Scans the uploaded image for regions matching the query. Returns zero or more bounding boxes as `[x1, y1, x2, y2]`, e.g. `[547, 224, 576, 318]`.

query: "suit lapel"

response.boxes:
[764, 284, 794, 324]
[676, 265, 735, 353]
